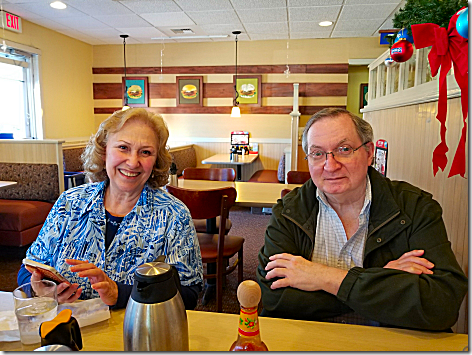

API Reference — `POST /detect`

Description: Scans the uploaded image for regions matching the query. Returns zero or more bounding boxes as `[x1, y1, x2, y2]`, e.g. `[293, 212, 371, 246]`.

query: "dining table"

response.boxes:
[1, 306, 467, 352]
[201, 153, 259, 181]
[175, 179, 302, 208]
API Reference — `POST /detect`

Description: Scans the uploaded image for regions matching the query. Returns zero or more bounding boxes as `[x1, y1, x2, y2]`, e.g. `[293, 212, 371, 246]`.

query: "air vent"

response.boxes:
[171, 28, 194, 34]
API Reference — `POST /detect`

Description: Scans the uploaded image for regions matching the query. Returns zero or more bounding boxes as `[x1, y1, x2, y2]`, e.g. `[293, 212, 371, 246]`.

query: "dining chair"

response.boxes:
[183, 167, 236, 182]
[166, 185, 244, 312]
[286, 171, 311, 184]
[182, 167, 236, 234]
[281, 188, 292, 198]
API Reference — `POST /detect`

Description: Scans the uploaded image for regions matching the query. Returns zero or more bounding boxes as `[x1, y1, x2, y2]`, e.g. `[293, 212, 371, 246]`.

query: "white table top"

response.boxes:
[0, 181, 17, 190]
[174, 179, 302, 208]
[202, 153, 258, 165]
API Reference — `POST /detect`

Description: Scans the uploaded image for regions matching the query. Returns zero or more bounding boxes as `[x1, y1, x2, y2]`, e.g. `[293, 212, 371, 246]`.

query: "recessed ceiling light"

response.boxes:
[50, 1, 67, 9]
[319, 21, 333, 27]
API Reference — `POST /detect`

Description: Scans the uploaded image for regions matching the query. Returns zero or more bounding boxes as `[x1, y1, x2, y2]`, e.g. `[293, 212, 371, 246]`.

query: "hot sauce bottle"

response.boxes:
[229, 280, 268, 351]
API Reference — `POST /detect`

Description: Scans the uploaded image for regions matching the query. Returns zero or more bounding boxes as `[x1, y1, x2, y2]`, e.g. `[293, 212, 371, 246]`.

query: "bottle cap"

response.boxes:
[237, 280, 261, 308]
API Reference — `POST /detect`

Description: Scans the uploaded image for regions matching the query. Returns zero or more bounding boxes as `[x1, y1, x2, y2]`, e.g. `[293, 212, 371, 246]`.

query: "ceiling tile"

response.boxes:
[290, 31, 331, 39]
[249, 33, 288, 40]
[115, 26, 166, 38]
[64, 0, 133, 16]
[331, 30, 376, 37]
[27, 17, 70, 30]
[94, 13, 153, 27]
[118, 0, 183, 14]
[335, 18, 382, 32]
[53, 15, 112, 29]
[13, 1, 87, 18]
[339, 3, 399, 19]
[290, 20, 334, 32]
[174, 0, 233, 12]
[199, 24, 243, 35]
[80, 27, 122, 37]
[288, 0, 343, 6]
[187, 10, 241, 25]
[2, 3, 43, 18]
[345, 0, 401, 4]
[230, 0, 286, 9]
[236, 7, 287, 23]
[245, 22, 288, 34]
[140, 11, 195, 27]
[288, 5, 341, 22]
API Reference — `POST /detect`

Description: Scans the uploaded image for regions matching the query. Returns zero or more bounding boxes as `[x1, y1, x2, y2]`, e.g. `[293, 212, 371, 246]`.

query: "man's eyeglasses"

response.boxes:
[305, 142, 369, 165]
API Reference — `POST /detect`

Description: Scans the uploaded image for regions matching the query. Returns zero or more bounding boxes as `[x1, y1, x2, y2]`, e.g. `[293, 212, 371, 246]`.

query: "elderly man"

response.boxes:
[257, 108, 467, 331]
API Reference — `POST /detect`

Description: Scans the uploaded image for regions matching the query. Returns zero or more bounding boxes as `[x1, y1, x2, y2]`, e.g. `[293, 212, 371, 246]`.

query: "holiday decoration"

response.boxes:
[384, 57, 396, 67]
[394, 28, 414, 44]
[390, 39, 414, 62]
[411, 8, 468, 177]
[456, 7, 468, 39]
[393, 0, 468, 35]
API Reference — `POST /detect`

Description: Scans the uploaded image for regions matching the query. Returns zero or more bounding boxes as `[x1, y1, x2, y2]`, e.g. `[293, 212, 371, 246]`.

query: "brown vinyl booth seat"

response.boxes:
[287, 171, 311, 184]
[0, 163, 60, 247]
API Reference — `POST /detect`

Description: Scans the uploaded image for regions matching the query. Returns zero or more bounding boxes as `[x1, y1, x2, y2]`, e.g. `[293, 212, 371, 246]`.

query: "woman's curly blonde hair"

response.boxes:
[81, 108, 172, 189]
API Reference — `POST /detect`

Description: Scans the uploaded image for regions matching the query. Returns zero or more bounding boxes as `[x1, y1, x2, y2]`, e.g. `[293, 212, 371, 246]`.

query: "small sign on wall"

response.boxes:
[374, 139, 388, 177]
[1, 11, 22, 33]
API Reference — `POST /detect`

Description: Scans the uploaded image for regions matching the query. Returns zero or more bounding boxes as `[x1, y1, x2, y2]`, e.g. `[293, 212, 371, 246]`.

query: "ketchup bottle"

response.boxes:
[229, 280, 268, 351]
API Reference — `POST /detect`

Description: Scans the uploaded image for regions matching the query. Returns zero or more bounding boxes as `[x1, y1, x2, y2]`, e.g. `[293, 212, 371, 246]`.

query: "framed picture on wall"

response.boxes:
[176, 76, 203, 106]
[234, 75, 262, 106]
[360, 83, 368, 110]
[122, 76, 148, 107]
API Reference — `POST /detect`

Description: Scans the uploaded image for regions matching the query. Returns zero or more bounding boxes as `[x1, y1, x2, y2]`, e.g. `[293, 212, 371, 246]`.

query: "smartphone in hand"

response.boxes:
[22, 258, 71, 285]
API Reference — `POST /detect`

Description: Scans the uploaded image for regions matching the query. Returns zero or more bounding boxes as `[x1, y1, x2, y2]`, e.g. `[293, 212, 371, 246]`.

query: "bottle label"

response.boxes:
[238, 307, 259, 337]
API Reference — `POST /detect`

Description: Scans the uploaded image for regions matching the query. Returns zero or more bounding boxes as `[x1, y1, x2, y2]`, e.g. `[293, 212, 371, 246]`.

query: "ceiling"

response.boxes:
[1, 0, 405, 45]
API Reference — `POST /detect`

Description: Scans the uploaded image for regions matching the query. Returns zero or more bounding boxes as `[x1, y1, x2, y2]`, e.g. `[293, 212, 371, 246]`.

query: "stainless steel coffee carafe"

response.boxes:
[123, 261, 189, 351]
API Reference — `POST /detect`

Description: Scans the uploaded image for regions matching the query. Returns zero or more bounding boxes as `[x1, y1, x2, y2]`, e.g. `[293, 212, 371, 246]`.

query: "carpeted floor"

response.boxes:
[0, 206, 270, 315]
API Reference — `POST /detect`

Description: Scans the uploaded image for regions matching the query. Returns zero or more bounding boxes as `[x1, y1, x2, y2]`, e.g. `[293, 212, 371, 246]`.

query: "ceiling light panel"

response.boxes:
[186, 10, 241, 25]
[174, 0, 234, 12]
[288, 5, 341, 22]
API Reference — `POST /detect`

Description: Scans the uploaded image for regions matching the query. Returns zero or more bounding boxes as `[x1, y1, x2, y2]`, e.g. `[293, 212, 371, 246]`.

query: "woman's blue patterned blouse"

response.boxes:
[26, 181, 203, 300]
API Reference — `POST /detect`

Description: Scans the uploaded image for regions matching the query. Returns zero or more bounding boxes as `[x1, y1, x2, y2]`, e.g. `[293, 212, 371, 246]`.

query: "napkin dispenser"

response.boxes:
[123, 259, 189, 351]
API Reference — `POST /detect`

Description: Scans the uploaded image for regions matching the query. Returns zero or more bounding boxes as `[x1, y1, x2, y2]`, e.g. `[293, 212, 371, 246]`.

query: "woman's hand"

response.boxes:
[24, 265, 82, 304]
[66, 259, 118, 306]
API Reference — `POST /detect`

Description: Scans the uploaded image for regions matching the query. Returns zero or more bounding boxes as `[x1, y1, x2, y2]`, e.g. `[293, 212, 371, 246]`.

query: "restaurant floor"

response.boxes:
[0, 206, 270, 315]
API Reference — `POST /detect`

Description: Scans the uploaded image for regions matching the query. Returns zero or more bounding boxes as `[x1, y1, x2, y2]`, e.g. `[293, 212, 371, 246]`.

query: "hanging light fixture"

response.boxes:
[120, 34, 130, 111]
[231, 31, 241, 117]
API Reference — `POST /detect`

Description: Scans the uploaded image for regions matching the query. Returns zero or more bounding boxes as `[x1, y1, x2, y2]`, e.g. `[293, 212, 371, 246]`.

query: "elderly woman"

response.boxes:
[18, 108, 203, 309]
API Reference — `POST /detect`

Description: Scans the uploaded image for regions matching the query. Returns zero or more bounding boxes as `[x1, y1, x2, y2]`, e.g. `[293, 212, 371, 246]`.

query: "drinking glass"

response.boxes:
[13, 280, 58, 345]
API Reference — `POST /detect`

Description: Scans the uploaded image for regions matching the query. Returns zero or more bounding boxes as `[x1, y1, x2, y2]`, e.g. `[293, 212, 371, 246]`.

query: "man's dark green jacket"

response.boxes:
[257, 167, 467, 331]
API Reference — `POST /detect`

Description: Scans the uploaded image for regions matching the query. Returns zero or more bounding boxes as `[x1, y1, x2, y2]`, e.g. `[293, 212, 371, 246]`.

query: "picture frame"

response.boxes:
[176, 76, 203, 106]
[122, 76, 148, 107]
[234, 75, 262, 107]
[360, 83, 368, 110]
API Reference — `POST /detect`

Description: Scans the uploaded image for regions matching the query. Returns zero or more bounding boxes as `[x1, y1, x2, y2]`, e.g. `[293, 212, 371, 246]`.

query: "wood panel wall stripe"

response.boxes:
[94, 106, 346, 115]
[92, 63, 349, 75]
[93, 82, 348, 100]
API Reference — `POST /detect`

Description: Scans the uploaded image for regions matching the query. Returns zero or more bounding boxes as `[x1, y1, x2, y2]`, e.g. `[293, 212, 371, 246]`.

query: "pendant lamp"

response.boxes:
[120, 34, 130, 111]
[231, 31, 241, 117]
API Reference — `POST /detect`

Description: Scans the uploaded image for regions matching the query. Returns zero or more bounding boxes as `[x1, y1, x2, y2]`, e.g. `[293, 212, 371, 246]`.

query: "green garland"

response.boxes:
[392, 0, 467, 36]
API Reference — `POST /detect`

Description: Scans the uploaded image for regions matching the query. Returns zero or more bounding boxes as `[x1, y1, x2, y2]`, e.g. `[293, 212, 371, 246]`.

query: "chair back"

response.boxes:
[166, 185, 237, 220]
[287, 171, 311, 184]
[281, 188, 291, 198]
[183, 168, 236, 182]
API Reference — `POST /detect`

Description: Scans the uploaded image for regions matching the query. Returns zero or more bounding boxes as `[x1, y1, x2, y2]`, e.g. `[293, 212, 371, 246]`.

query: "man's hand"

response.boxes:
[264, 253, 347, 295]
[66, 259, 118, 306]
[25, 265, 82, 304]
[384, 250, 434, 275]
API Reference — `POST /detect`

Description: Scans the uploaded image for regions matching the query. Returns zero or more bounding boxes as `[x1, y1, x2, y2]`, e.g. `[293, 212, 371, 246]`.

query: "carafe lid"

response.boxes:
[134, 262, 173, 284]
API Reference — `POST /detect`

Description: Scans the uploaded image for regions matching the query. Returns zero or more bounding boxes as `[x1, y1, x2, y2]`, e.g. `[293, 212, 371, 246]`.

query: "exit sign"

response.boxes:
[1, 11, 22, 33]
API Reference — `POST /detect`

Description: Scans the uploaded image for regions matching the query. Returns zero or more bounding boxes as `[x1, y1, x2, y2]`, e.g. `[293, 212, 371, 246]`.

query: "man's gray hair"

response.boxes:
[301, 108, 374, 154]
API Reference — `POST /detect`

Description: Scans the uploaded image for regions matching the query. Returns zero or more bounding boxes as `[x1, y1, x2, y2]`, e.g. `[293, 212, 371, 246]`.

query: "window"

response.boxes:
[0, 43, 42, 139]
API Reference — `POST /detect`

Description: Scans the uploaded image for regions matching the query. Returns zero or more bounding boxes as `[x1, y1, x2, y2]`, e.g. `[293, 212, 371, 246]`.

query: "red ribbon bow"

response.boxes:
[411, 9, 468, 177]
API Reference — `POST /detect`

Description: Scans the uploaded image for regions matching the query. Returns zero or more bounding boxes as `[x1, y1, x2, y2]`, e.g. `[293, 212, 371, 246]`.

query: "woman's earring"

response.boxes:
[151, 172, 155, 178]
